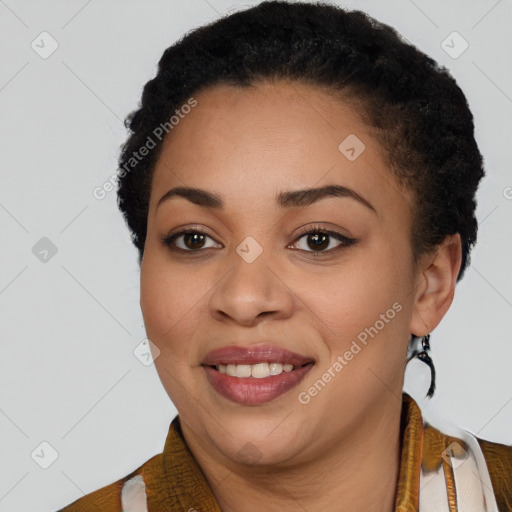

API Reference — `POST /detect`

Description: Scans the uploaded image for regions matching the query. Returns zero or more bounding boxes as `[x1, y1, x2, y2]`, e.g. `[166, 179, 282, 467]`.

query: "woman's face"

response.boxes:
[140, 80, 425, 467]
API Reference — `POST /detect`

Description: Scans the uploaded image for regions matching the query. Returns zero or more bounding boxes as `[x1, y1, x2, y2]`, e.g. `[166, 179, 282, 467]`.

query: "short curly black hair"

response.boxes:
[116, 0, 484, 283]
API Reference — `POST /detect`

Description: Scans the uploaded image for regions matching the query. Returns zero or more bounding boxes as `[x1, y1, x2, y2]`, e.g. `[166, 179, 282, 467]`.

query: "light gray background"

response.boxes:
[1, 1, 511, 510]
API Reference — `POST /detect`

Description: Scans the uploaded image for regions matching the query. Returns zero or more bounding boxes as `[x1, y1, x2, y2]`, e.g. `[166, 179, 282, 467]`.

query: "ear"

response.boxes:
[409, 233, 463, 337]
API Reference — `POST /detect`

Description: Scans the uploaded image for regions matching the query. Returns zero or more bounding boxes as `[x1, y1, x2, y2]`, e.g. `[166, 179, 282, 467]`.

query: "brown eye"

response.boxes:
[162, 229, 220, 252]
[290, 226, 357, 254]
[182, 232, 207, 250]
[305, 232, 330, 251]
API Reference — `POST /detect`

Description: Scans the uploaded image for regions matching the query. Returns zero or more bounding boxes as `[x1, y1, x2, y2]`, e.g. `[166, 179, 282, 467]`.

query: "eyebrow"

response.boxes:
[156, 184, 377, 214]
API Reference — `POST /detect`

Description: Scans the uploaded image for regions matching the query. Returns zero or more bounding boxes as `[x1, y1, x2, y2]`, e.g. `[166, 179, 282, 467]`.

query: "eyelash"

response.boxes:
[160, 224, 357, 257]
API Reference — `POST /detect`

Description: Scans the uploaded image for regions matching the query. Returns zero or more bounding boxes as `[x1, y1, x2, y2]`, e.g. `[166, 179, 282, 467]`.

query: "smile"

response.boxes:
[212, 362, 307, 378]
[202, 343, 315, 405]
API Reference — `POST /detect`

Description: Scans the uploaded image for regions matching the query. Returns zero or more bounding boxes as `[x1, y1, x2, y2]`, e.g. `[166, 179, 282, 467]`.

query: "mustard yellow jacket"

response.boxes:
[57, 394, 511, 511]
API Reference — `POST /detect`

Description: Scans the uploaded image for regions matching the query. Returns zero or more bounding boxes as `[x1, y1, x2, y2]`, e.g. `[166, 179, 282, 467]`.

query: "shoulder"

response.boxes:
[477, 436, 512, 511]
[422, 423, 512, 511]
[56, 453, 163, 512]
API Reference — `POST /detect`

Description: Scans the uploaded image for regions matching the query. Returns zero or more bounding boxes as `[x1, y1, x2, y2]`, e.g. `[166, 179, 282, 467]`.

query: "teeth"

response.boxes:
[236, 364, 252, 378]
[269, 363, 282, 375]
[215, 362, 302, 378]
[252, 362, 270, 378]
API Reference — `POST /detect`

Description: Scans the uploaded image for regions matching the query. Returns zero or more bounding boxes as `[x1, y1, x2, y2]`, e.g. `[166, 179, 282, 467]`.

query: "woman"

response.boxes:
[58, 1, 511, 510]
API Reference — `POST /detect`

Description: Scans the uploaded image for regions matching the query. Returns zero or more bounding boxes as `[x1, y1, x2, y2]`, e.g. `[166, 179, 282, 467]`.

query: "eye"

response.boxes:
[160, 224, 357, 255]
[161, 227, 221, 252]
[289, 225, 357, 254]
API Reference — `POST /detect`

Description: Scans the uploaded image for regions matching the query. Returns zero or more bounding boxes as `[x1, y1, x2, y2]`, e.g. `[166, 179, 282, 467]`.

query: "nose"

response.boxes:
[208, 241, 294, 327]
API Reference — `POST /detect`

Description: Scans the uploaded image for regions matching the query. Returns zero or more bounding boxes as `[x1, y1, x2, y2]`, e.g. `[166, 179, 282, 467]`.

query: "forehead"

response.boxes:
[149, 80, 412, 219]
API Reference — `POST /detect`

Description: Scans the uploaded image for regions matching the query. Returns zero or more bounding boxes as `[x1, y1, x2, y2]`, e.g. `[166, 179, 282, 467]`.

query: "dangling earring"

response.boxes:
[407, 334, 436, 399]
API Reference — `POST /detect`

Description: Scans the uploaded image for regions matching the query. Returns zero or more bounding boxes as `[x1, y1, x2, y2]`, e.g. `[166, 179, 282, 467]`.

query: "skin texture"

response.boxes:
[139, 80, 462, 512]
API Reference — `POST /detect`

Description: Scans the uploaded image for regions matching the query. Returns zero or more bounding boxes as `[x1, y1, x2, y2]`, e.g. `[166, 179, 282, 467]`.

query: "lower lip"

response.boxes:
[203, 364, 314, 405]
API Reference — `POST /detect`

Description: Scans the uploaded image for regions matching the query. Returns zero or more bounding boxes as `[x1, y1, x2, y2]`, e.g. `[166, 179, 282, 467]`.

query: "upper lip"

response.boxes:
[202, 343, 314, 366]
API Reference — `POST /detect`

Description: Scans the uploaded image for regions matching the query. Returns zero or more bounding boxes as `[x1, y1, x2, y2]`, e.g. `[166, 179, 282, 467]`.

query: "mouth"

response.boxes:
[207, 361, 312, 378]
[201, 344, 315, 405]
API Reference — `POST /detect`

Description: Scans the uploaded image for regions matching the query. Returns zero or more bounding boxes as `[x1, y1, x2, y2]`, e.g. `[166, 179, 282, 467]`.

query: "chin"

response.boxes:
[226, 433, 304, 468]
[199, 407, 310, 466]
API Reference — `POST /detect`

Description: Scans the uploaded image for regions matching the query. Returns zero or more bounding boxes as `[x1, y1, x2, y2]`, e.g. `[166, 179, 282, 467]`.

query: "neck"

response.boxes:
[181, 398, 403, 512]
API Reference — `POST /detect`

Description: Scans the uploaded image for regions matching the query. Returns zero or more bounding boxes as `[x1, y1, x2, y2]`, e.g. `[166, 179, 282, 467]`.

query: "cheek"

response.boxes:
[314, 259, 402, 324]
[140, 258, 191, 344]
[310, 234, 413, 407]
[139, 252, 219, 363]
[140, 270, 173, 340]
